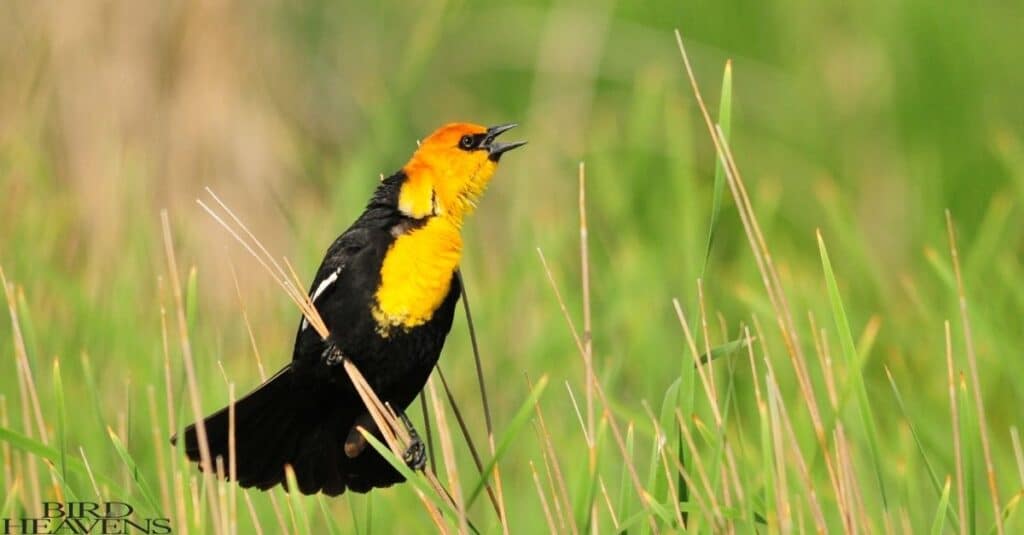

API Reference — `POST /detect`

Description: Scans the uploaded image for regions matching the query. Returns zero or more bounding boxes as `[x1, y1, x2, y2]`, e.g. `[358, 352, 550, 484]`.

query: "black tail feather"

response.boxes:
[170, 364, 405, 496]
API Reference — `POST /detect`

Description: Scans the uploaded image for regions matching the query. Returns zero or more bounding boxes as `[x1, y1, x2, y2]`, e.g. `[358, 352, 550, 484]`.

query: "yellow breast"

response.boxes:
[373, 217, 462, 332]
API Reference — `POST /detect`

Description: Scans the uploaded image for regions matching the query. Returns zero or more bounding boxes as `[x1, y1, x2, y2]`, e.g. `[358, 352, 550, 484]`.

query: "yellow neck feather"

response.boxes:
[373, 216, 462, 332]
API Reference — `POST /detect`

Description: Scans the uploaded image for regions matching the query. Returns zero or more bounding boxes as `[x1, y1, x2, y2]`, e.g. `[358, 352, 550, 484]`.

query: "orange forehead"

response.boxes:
[420, 123, 487, 147]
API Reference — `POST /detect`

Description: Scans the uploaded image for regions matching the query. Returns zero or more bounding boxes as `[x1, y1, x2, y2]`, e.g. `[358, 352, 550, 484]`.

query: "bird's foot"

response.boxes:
[398, 411, 427, 471]
[321, 337, 345, 367]
[402, 438, 427, 471]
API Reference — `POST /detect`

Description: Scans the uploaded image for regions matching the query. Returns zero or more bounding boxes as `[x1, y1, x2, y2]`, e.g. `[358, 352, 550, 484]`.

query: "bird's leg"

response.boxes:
[344, 413, 377, 459]
[321, 335, 345, 367]
[398, 410, 427, 471]
[345, 410, 427, 471]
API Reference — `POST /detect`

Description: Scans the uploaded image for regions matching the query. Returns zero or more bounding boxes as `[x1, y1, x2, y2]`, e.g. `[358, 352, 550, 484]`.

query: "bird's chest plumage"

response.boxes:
[372, 217, 463, 333]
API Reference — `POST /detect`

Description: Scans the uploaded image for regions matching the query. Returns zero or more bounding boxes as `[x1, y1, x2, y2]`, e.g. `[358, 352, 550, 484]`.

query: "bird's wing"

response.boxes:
[290, 225, 388, 370]
[300, 265, 342, 332]
[299, 228, 372, 333]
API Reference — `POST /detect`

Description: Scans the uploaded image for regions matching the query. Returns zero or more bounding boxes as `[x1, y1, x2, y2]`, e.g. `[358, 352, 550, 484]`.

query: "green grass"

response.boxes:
[3, 1, 1024, 532]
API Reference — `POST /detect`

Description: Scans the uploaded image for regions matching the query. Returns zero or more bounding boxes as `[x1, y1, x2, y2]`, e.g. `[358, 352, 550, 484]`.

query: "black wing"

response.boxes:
[291, 227, 373, 363]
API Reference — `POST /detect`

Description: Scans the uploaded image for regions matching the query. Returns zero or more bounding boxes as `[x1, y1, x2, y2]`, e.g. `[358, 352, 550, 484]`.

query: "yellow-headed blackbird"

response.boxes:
[172, 123, 525, 496]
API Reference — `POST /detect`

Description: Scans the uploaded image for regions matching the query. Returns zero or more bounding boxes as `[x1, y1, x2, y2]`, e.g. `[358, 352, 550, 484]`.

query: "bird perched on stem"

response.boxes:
[172, 123, 525, 495]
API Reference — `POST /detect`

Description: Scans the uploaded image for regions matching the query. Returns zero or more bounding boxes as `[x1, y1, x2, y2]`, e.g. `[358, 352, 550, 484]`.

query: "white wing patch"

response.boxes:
[301, 267, 340, 331]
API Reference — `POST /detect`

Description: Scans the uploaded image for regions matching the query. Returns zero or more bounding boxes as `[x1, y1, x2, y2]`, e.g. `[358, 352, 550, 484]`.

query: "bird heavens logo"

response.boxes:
[2, 502, 171, 534]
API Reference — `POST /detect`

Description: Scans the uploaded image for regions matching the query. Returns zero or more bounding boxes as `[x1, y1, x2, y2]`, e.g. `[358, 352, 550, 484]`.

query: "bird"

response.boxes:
[171, 122, 525, 496]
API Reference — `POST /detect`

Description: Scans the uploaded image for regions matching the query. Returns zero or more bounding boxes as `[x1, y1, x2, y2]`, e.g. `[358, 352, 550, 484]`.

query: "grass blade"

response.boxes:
[991, 492, 1023, 534]
[817, 230, 888, 508]
[701, 59, 733, 276]
[283, 466, 313, 535]
[52, 360, 67, 481]
[696, 336, 749, 366]
[946, 212, 1003, 535]
[106, 427, 161, 516]
[884, 365, 957, 527]
[619, 423, 635, 526]
[15, 289, 40, 371]
[317, 496, 343, 535]
[1, 478, 20, 519]
[932, 477, 954, 535]
[186, 266, 199, 335]
[0, 425, 127, 498]
[960, 376, 977, 534]
[466, 375, 548, 508]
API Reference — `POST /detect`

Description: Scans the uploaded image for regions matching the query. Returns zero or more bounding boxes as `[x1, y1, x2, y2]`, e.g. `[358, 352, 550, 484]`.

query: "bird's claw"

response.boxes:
[322, 338, 345, 367]
[402, 437, 427, 471]
[398, 411, 427, 471]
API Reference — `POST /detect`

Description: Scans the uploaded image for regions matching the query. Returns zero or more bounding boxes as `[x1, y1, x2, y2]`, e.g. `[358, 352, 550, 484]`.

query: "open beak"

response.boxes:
[484, 123, 527, 162]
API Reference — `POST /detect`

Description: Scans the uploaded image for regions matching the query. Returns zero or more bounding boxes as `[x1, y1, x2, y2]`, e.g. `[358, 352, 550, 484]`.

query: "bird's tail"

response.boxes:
[170, 364, 404, 496]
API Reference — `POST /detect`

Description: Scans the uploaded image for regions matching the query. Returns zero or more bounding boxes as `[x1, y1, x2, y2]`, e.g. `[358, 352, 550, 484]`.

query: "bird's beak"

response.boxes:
[484, 123, 527, 162]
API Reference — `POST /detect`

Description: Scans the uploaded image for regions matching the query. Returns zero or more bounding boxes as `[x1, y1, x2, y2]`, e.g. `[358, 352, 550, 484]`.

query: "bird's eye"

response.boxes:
[459, 135, 475, 150]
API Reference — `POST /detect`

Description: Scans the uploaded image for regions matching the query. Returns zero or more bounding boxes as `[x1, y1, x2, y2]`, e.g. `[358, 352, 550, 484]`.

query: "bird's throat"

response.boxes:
[372, 216, 462, 333]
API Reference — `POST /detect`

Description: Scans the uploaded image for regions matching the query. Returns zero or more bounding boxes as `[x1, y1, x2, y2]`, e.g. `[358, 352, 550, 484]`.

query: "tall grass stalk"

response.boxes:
[946, 211, 1003, 535]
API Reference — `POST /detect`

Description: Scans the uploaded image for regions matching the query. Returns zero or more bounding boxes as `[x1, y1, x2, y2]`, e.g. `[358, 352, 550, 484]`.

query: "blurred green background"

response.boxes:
[2, 0, 1023, 531]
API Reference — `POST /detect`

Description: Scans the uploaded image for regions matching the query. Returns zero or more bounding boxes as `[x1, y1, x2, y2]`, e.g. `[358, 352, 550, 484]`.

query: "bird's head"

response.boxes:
[399, 122, 525, 223]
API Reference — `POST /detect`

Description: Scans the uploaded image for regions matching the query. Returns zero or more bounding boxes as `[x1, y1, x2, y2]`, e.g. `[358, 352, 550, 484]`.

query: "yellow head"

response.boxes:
[398, 123, 525, 223]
